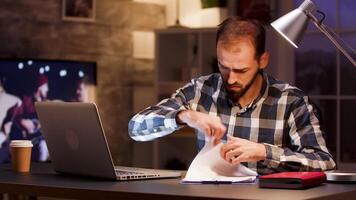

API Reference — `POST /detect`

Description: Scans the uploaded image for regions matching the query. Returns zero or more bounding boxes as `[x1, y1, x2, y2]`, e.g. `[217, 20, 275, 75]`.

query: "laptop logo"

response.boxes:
[65, 129, 79, 150]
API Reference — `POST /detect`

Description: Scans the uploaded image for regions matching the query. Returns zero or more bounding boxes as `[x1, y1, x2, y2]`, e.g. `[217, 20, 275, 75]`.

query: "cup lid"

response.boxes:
[10, 140, 33, 147]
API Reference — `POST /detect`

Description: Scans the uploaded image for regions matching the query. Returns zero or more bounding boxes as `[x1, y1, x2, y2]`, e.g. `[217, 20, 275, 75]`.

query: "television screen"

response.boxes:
[0, 59, 96, 163]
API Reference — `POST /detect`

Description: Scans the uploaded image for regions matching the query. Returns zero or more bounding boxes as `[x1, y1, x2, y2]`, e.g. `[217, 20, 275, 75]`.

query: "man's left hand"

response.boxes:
[220, 135, 266, 165]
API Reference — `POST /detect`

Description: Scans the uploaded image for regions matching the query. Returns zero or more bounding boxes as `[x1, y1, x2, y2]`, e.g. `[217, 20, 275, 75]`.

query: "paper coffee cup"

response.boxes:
[10, 140, 33, 173]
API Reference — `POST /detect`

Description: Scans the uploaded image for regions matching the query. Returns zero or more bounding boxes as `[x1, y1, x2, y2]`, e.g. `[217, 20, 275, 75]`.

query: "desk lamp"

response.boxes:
[271, 0, 355, 66]
[271, 0, 356, 182]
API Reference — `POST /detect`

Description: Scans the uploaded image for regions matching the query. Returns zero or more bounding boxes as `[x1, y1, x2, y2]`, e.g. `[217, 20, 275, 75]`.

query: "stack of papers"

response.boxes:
[182, 139, 257, 184]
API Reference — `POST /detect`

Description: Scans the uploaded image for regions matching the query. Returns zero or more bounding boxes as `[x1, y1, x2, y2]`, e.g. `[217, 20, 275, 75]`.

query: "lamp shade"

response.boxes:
[271, 0, 355, 66]
[271, 0, 316, 48]
[271, 9, 309, 48]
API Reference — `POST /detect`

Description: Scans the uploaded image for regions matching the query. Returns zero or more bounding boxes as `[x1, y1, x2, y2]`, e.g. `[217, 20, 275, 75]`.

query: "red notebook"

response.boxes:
[259, 172, 326, 189]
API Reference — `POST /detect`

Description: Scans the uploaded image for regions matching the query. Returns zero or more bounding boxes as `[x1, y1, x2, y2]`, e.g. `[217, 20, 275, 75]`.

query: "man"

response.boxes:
[0, 78, 21, 135]
[0, 78, 21, 162]
[128, 17, 336, 174]
[1, 74, 50, 162]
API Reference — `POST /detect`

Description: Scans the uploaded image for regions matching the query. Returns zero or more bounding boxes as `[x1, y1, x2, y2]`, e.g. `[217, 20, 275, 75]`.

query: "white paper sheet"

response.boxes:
[182, 139, 258, 183]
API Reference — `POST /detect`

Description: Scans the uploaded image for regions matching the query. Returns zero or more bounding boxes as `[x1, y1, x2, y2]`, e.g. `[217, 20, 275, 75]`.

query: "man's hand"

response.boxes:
[220, 135, 266, 165]
[176, 110, 226, 141]
[20, 119, 36, 134]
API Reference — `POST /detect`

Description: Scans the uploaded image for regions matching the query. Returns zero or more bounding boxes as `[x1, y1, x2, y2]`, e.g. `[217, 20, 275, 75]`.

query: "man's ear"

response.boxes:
[258, 52, 269, 70]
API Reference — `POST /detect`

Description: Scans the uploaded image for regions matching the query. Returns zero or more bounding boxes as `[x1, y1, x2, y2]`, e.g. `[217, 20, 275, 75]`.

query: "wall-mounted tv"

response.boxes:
[0, 58, 96, 163]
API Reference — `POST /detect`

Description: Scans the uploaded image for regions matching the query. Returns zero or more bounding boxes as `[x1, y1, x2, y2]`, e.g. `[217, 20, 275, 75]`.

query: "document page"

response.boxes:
[182, 139, 257, 183]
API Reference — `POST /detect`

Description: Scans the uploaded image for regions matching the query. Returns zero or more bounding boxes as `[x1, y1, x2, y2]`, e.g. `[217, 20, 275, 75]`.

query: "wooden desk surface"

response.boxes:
[0, 163, 356, 200]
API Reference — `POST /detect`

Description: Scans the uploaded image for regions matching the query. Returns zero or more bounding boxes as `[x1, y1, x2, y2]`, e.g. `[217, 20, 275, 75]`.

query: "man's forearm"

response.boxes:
[262, 143, 336, 171]
[128, 107, 183, 141]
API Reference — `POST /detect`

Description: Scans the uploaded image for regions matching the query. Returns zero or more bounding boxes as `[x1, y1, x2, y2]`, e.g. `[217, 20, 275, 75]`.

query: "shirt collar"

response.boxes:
[251, 70, 269, 108]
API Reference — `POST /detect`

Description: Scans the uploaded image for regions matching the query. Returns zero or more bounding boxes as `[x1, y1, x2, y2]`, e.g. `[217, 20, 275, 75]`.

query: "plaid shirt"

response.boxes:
[128, 71, 336, 174]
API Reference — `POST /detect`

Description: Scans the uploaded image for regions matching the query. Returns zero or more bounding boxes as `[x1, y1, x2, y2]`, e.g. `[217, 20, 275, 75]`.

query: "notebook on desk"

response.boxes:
[35, 101, 181, 181]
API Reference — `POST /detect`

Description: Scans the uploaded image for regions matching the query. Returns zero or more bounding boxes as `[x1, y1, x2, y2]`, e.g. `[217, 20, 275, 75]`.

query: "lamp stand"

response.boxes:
[308, 12, 356, 66]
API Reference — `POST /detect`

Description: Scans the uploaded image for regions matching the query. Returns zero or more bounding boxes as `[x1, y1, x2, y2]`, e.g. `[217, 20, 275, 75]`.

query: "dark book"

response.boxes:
[259, 172, 326, 189]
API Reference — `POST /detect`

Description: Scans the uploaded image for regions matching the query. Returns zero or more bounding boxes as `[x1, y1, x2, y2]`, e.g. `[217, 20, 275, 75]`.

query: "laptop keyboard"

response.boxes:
[114, 166, 181, 180]
[114, 166, 162, 179]
[115, 170, 144, 175]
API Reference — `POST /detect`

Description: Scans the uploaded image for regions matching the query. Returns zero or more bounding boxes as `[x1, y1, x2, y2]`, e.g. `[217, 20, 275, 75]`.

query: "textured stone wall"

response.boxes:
[0, 0, 165, 166]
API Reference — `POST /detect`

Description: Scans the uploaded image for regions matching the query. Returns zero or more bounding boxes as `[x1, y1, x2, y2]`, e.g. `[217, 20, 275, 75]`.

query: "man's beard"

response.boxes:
[224, 70, 260, 103]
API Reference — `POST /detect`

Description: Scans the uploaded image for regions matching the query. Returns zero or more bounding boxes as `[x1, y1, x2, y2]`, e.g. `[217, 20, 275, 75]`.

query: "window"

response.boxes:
[294, 0, 356, 166]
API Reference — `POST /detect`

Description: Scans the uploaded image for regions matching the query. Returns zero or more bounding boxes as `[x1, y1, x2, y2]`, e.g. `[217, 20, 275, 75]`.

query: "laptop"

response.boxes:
[35, 101, 181, 181]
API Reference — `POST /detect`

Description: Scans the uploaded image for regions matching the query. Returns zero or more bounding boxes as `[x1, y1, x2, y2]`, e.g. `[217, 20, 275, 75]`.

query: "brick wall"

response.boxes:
[0, 0, 165, 166]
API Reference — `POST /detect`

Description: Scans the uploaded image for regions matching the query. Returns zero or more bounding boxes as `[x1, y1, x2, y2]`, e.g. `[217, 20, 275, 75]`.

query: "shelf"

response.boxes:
[154, 27, 218, 169]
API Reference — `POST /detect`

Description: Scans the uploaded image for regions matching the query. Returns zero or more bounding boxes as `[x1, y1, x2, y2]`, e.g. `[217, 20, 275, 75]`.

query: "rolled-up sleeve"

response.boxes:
[262, 96, 336, 172]
[128, 80, 197, 141]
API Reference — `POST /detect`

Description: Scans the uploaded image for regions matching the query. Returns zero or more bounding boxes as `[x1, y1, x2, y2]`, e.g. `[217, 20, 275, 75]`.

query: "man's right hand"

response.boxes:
[176, 110, 226, 142]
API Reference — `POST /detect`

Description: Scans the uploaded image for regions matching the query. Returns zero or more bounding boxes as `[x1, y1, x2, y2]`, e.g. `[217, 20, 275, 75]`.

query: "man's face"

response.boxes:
[217, 37, 262, 102]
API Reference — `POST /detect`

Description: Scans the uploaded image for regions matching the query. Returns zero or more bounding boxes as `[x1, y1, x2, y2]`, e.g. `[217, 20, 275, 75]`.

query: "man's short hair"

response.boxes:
[216, 17, 266, 60]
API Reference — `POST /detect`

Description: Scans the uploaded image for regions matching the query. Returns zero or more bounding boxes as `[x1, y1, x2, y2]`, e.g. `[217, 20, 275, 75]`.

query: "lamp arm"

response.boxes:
[308, 12, 356, 66]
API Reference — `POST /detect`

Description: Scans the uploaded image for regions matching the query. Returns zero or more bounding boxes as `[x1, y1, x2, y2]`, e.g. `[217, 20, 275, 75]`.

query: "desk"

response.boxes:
[0, 163, 356, 200]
